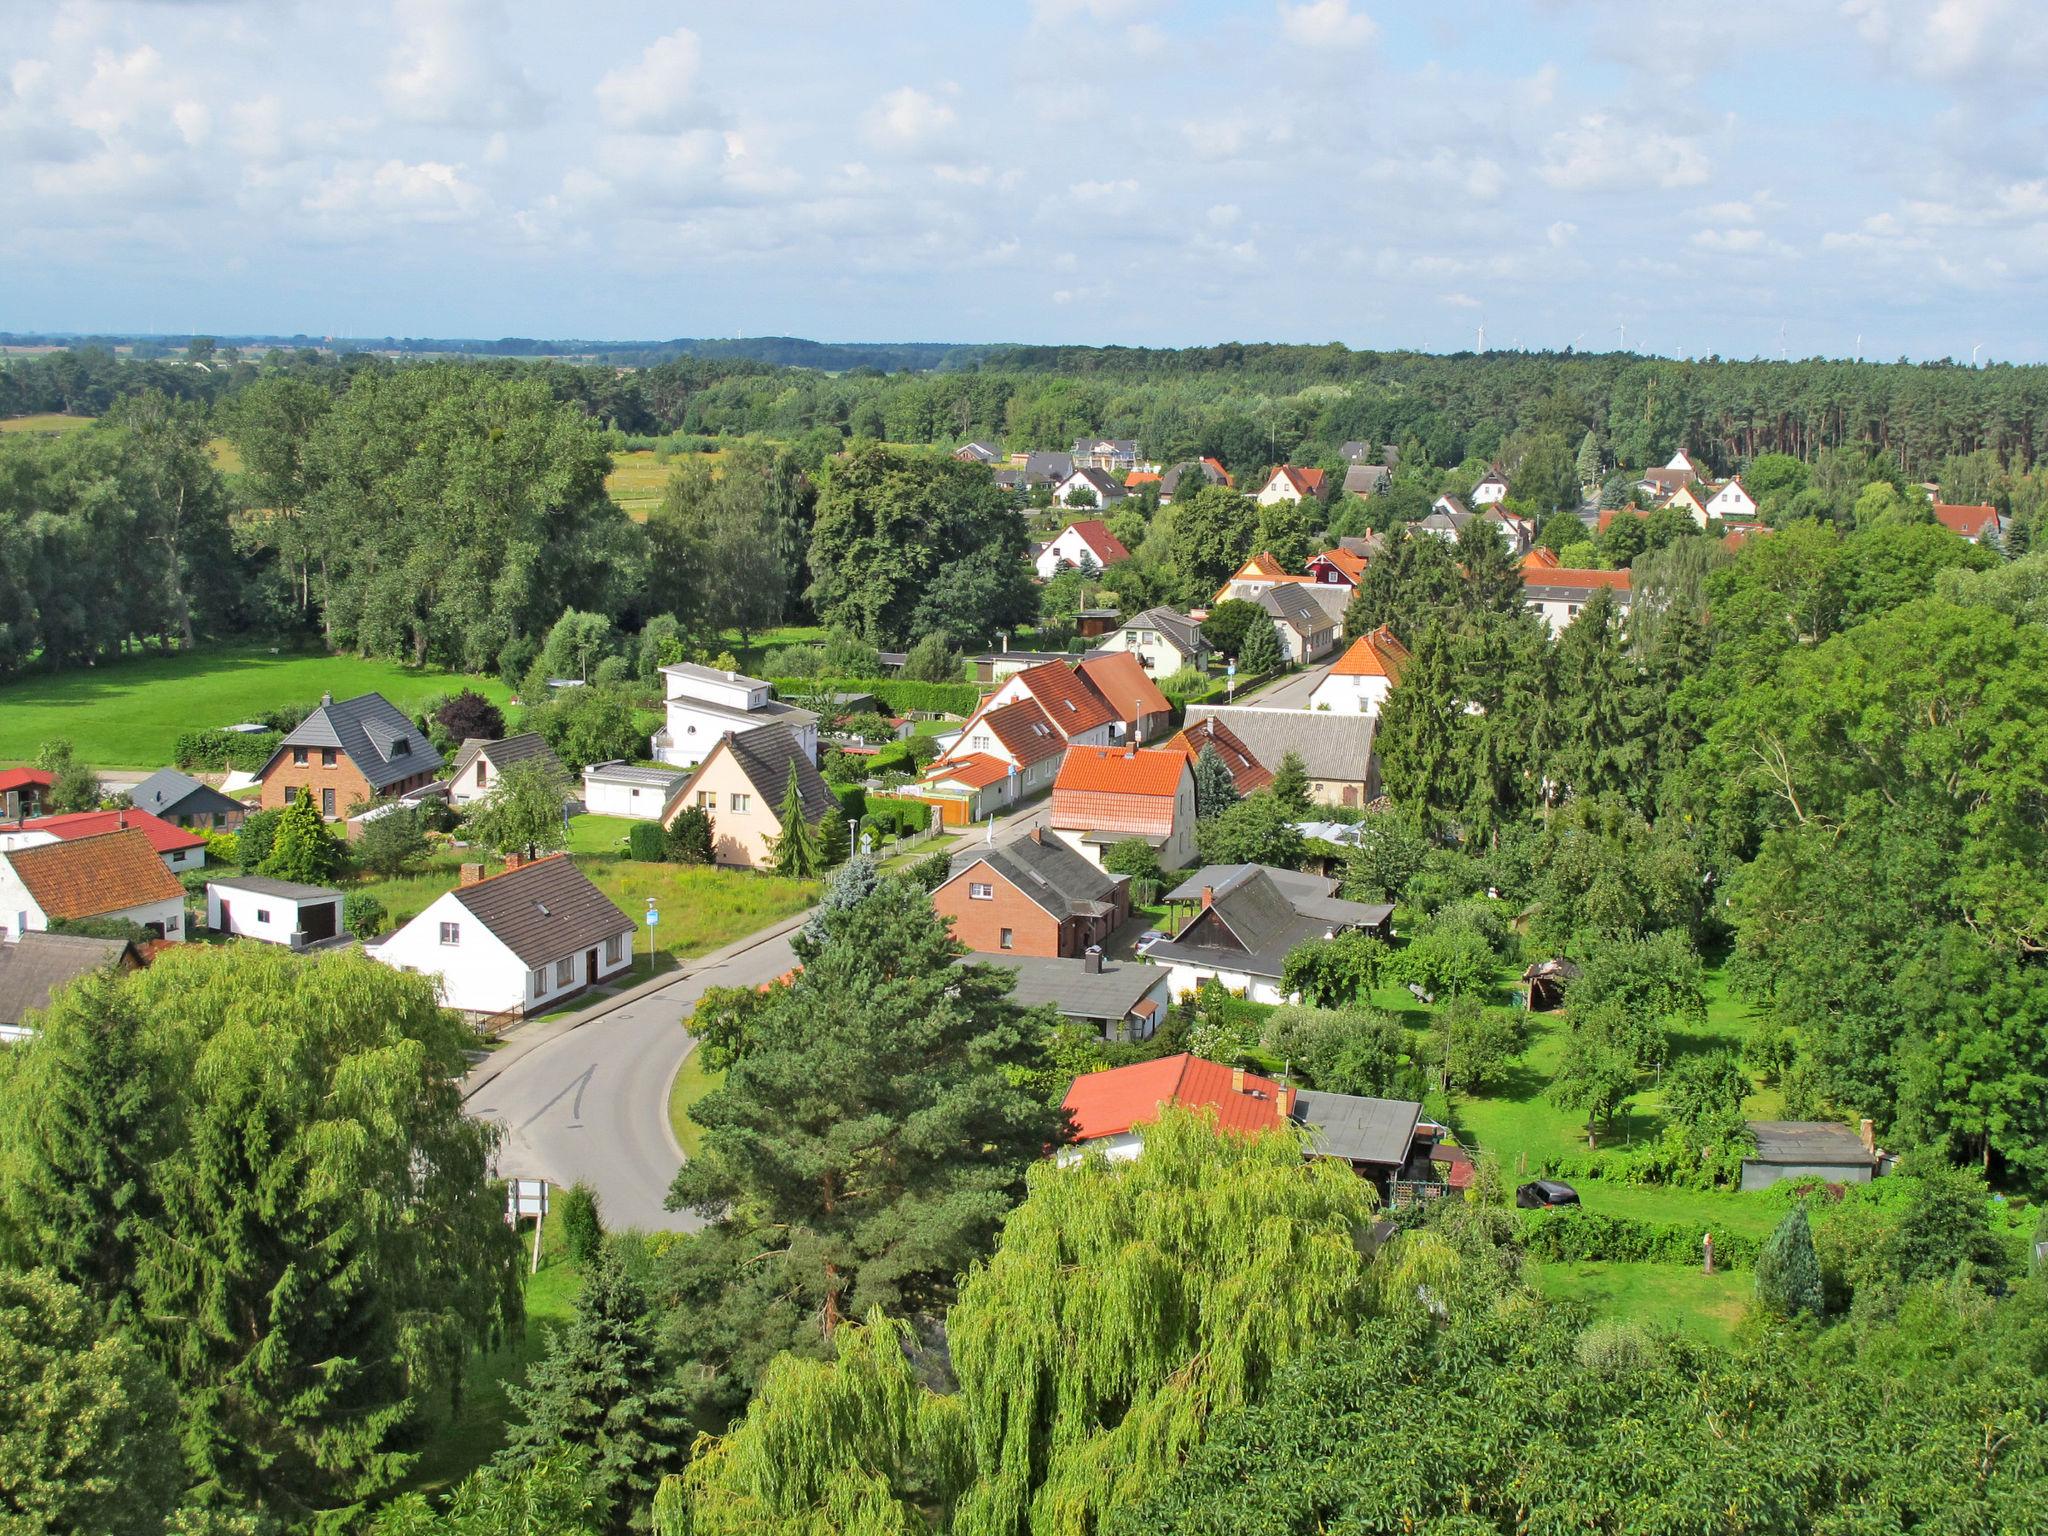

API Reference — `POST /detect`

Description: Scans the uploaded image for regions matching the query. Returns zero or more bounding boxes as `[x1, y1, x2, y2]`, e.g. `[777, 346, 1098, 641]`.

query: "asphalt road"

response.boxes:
[1230, 660, 1334, 710]
[464, 796, 1056, 1232]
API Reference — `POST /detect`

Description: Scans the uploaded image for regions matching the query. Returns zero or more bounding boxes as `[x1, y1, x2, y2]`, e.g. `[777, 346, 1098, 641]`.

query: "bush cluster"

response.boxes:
[1520, 1209, 1762, 1269]
[769, 676, 983, 716]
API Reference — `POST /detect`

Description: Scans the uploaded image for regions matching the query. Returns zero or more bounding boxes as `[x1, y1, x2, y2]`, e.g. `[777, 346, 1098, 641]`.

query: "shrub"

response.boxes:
[174, 729, 282, 773]
[627, 822, 669, 862]
[768, 677, 983, 717]
[865, 797, 931, 835]
[1102, 838, 1163, 885]
[831, 784, 868, 823]
[909, 850, 953, 892]
[355, 806, 429, 878]
[1754, 1208, 1824, 1319]
[667, 806, 715, 865]
[235, 807, 281, 869]
[1130, 876, 1162, 907]
[1425, 899, 1513, 959]
[204, 831, 240, 866]
[343, 892, 387, 938]
[1281, 931, 1390, 1006]
[556, 1182, 605, 1266]
[1389, 927, 1494, 999]
[434, 690, 505, 743]
[1520, 1210, 1760, 1269]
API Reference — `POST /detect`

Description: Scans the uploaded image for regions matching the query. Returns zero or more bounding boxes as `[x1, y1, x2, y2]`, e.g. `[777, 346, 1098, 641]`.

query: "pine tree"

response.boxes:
[260, 791, 348, 884]
[1237, 614, 1284, 675]
[665, 804, 715, 865]
[1577, 428, 1602, 488]
[1192, 744, 1240, 819]
[1754, 1207, 1824, 1319]
[769, 765, 823, 878]
[1269, 749, 1312, 817]
[1376, 622, 1465, 831]
[500, 1244, 692, 1528]
[817, 811, 851, 867]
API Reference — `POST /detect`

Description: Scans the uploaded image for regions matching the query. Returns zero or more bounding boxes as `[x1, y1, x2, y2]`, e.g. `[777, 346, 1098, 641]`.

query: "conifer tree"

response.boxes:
[261, 791, 348, 883]
[817, 809, 851, 867]
[1237, 614, 1284, 675]
[768, 764, 823, 879]
[1192, 743, 1240, 819]
[1577, 428, 1602, 487]
[500, 1244, 691, 1528]
[1376, 622, 1465, 830]
[1269, 749, 1312, 817]
[1754, 1207, 1824, 1319]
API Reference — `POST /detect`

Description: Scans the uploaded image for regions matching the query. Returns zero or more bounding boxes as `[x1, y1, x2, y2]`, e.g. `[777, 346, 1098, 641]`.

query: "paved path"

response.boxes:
[1230, 661, 1334, 710]
[462, 796, 1058, 1231]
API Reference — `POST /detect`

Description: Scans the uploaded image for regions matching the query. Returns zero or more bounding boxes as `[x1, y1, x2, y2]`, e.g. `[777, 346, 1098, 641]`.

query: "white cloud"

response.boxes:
[1442, 292, 1481, 308]
[597, 28, 705, 132]
[382, 0, 547, 128]
[303, 159, 485, 223]
[1844, 0, 2048, 81]
[1546, 220, 1578, 247]
[1074, 178, 1138, 199]
[1208, 203, 1241, 227]
[1279, 0, 1378, 49]
[1539, 114, 1710, 191]
[862, 87, 956, 152]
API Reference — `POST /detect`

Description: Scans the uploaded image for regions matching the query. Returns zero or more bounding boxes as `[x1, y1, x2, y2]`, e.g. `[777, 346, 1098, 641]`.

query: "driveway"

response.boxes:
[1231, 661, 1333, 710]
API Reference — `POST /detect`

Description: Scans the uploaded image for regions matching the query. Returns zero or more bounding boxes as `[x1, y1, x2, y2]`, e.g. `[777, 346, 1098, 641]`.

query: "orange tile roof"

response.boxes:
[973, 697, 1066, 769]
[1522, 547, 1561, 570]
[1203, 456, 1233, 486]
[1932, 502, 1999, 538]
[1016, 661, 1118, 737]
[1074, 651, 1170, 727]
[1061, 518, 1132, 565]
[1307, 547, 1368, 583]
[19, 808, 205, 855]
[1062, 1053, 1294, 1141]
[4, 829, 184, 919]
[922, 753, 1014, 790]
[1266, 465, 1325, 498]
[1521, 567, 1632, 591]
[1053, 745, 1190, 798]
[1125, 470, 1161, 487]
[1167, 717, 1273, 794]
[1328, 624, 1411, 680]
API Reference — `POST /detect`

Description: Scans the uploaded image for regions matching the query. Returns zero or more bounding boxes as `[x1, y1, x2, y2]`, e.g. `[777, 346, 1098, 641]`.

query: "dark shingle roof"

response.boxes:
[1291, 1090, 1421, 1166]
[447, 856, 634, 967]
[963, 952, 1160, 1023]
[206, 873, 344, 901]
[0, 932, 136, 1027]
[129, 768, 243, 820]
[725, 723, 837, 826]
[1146, 864, 1392, 979]
[1183, 705, 1376, 785]
[947, 832, 1123, 921]
[1113, 606, 1210, 658]
[448, 731, 566, 784]
[1746, 1121, 1874, 1167]
[271, 692, 443, 791]
[1258, 583, 1332, 635]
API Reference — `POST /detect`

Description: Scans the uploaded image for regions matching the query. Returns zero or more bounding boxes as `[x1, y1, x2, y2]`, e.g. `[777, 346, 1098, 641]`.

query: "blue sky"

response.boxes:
[3, 0, 2044, 360]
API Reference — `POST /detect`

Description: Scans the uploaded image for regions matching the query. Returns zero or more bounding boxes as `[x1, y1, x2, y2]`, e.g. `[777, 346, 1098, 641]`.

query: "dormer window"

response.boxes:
[392, 737, 411, 756]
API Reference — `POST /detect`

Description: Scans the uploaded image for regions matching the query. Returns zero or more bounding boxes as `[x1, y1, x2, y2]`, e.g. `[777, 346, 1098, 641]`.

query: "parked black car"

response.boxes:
[1516, 1179, 1580, 1209]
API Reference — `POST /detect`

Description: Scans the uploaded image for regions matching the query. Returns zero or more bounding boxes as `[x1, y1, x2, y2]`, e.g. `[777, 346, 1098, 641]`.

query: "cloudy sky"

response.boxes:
[3, 0, 2044, 359]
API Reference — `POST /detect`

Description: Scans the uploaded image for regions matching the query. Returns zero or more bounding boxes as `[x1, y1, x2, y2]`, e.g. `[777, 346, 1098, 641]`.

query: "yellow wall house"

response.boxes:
[660, 722, 839, 870]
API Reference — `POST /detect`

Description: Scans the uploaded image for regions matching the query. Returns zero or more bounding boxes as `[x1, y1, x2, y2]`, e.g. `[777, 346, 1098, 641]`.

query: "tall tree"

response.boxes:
[261, 792, 348, 883]
[1237, 613, 1284, 675]
[1192, 744, 1240, 819]
[768, 765, 824, 879]
[464, 760, 571, 860]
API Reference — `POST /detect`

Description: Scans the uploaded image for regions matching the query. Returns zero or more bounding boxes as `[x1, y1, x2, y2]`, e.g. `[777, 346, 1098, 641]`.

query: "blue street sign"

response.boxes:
[645, 909, 660, 927]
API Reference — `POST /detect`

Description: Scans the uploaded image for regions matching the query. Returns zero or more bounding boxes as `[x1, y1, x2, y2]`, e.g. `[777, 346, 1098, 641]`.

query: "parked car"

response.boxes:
[1515, 1179, 1580, 1209]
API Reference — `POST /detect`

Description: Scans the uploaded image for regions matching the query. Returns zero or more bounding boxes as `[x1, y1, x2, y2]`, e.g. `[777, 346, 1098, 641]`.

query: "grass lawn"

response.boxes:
[667, 1046, 724, 1160]
[606, 449, 671, 520]
[399, 1213, 584, 1498]
[0, 642, 513, 768]
[1528, 1260, 1752, 1345]
[0, 412, 95, 435]
[209, 436, 243, 474]
[566, 813, 639, 857]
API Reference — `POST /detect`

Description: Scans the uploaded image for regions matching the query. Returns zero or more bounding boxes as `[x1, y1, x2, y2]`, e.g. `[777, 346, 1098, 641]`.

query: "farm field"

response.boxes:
[0, 412, 94, 435]
[0, 642, 514, 768]
[605, 448, 671, 518]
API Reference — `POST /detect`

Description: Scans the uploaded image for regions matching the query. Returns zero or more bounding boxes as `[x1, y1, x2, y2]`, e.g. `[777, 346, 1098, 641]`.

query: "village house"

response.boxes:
[1213, 551, 1307, 604]
[1257, 582, 1339, 665]
[447, 731, 568, 808]
[1933, 502, 2002, 542]
[1033, 518, 1132, 579]
[205, 874, 346, 947]
[0, 931, 140, 1040]
[0, 829, 187, 942]
[968, 647, 1074, 685]
[1308, 625, 1411, 715]
[580, 761, 687, 820]
[1337, 440, 1373, 463]
[1182, 704, 1379, 806]
[1482, 505, 1538, 554]
[975, 659, 1120, 747]
[914, 696, 1066, 824]
[1255, 465, 1328, 505]
[931, 828, 1130, 958]
[968, 950, 1168, 1043]
[255, 691, 443, 820]
[1147, 863, 1393, 1004]
[1304, 546, 1369, 594]
[653, 662, 819, 771]
[1051, 466, 1128, 509]
[1074, 651, 1173, 743]
[952, 441, 1001, 464]
[1342, 463, 1391, 497]
[0, 769, 54, 823]
[1070, 436, 1141, 473]
[1165, 716, 1273, 795]
[1702, 478, 1757, 521]
[0, 806, 208, 874]
[1740, 1119, 1884, 1193]
[1419, 496, 1474, 539]
[1665, 484, 1710, 526]
[1020, 450, 1075, 488]
[1049, 744, 1197, 872]
[1159, 457, 1231, 501]
[128, 767, 247, 831]
[1471, 468, 1510, 506]
[1094, 606, 1212, 674]
[369, 854, 635, 1020]
[1521, 566, 1633, 636]
[661, 721, 838, 870]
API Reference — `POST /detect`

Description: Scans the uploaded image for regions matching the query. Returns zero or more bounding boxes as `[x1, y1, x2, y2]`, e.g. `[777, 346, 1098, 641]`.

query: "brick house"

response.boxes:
[930, 828, 1130, 958]
[255, 692, 443, 820]
[1049, 745, 1197, 872]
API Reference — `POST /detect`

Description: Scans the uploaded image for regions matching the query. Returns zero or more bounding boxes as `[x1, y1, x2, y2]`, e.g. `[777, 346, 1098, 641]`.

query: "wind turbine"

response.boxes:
[1476, 314, 1486, 353]
[1777, 322, 1788, 361]
[1971, 342, 1984, 367]
[1569, 332, 1586, 350]
[1617, 321, 1627, 350]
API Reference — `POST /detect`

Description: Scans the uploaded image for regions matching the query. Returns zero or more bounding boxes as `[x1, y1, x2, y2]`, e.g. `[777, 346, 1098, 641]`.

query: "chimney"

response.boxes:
[1201, 885, 1214, 909]
[503, 851, 526, 872]
[1859, 1117, 1875, 1156]
[321, 691, 333, 706]
[1231, 1066, 1245, 1093]
[1028, 827, 1042, 844]
[459, 862, 486, 887]
[117, 809, 127, 830]
[1083, 945, 1102, 974]
[1278, 1085, 1289, 1120]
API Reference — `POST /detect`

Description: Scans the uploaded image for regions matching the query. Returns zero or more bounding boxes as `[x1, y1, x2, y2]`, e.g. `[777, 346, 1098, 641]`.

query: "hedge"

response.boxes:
[1519, 1209, 1762, 1270]
[831, 784, 868, 822]
[770, 677, 983, 717]
[627, 822, 668, 862]
[865, 796, 931, 835]
[174, 729, 282, 772]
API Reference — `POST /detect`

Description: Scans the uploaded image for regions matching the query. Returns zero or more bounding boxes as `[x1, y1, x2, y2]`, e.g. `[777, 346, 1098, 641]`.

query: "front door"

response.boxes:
[217, 899, 230, 933]
[586, 948, 599, 984]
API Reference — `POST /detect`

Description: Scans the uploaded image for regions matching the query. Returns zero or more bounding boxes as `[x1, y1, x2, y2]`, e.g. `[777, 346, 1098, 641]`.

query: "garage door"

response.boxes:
[301, 900, 339, 942]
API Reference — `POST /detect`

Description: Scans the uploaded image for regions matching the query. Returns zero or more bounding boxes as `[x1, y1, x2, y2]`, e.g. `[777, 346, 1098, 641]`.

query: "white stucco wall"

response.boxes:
[370, 888, 632, 1015]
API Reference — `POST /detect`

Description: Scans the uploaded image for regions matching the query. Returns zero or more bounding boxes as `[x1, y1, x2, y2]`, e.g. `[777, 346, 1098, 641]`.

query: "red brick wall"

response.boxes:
[932, 860, 1065, 957]
[259, 752, 433, 818]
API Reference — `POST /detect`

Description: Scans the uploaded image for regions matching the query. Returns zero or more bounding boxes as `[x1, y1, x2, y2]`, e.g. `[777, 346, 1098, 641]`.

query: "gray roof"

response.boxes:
[0, 932, 135, 1027]
[718, 723, 837, 825]
[1298, 584, 1351, 625]
[1167, 864, 1338, 904]
[448, 731, 566, 784]
[1072, 437, 1139, 455]
[1161, 459, 1226, 497]
[1746, 1121, 1874, 1167]
[1292, 1090, 1422, 1166]
[669, 693, 819, 731]
[948, 832, 1123, 921]
[1145, 865, 1392, 979]
[1061, 466, 1127, 501]
[206, 873, 343, 901]
[1259, 583, 1335, 636]
[964, 953, 1161, 1023]
[1336, 534, 1384, 558]
[1342, 463, 1391, 496]
[1338, 441, 1372, 463]
[1182, 705, 1377, 785]
[1525, 580, 1632, 609]
[1023, 451, 1074, 485]
[1113, 606, 1210, 659]
[662, 661, 771, 691]
[582, 760, 687, 791]
[446, 856, 634, 967]
[272, 692, 443, 791]
[129, 768, 243, 820]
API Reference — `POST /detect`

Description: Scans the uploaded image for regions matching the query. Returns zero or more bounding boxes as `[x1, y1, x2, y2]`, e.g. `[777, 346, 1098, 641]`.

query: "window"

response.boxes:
[968, 881, 994, 900]
[475, 761, 488, 786]
[696, 791, 715, 810]
[629, 787, 640, 799]
[292, 747, 309, 766]
[392, 737, 411, 756]
[321, 788, 336, 817]
[321, 748, 336, 767]
[999, 927, 1014, 950]
[971, 735, 990, 750]
[255, 909, 271, 924]
[284, 786, 299, 803]
[605, 934, 623, 964]
[439, 921, 460, 946]
[557, 957, 575, 986]
[730, 793, 751, 813]
[531, 968, 547, 999]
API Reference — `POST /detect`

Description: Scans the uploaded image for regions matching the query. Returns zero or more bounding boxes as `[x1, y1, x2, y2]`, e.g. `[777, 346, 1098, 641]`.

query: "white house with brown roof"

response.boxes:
[369, 854, 634, 1018]
[447, 732, 568, 808]
[1258, 583, 1339, 665]
[0, 829, 187, 942]
[1309, 625, 1411, 715]
[1051, 467, 1128, 509]
[1034, 519, 1132, 579]
[660, 722, 838, 870]
[1256, 465, 1327, 505]
[1094, 607, 1212, 675]
[1702, 478, 1757, 521]
[979, 660, 1119, 747]
[1471, 469, 1510, 506]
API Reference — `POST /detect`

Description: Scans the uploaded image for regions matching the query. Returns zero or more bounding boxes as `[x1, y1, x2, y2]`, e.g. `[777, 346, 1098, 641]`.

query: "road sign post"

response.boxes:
[644, 898, 659, 963]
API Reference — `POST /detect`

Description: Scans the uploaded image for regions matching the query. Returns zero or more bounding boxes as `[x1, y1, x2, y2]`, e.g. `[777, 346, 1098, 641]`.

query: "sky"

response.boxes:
[3, 0, 2045, 360]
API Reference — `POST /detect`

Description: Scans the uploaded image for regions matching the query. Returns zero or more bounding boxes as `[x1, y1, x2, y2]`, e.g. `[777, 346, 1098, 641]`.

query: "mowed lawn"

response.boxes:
[0, 412, 96, 435]
[1528, 1261, 1752, 1345]
[0, 643, 514, 767]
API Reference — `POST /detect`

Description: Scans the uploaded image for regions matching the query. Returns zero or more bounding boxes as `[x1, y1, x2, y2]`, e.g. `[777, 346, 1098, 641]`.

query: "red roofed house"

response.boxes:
[1521, 567, 1633, 637]
[914, 696, 1066, 824]
[1256, 465, 1328, 505]
[1050, 745, 1196, 872]
[1933, 502, 2002, 543]
[0, 807, 208, 875]
[1074, 651, 1173, 743]
[1035, 518, 1133, 579]
[1305, 547, 1369, 591]
[1522, 546, 1561, 571]
[0, 769, 55, 822]
[981, 660, 1120, 746]
[1124, 470, 1161, 490]
[1308, 624, 1412, 716]
[1214, 551, 1311, 603]
[1164, 716, 1273, 795]
[0, 829, 188, 942]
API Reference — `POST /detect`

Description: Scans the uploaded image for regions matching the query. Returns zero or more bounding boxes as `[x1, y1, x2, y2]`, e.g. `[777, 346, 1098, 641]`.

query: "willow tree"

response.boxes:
[668, 1111, 1460, 1536]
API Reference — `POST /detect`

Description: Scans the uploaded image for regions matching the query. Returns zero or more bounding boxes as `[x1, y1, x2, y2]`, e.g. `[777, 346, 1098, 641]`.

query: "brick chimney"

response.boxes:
[1028, 827, 1042, 844]
[503, 851, 526, 872]
[1231, 1066, 1245, 1093]
[1083, 945, 1102, 973]
[117, 809, 127, 830]
[1859, 1117, 1875, 1156]
[1201, 884, 1214, 909]
[459, 862, 486, 887]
